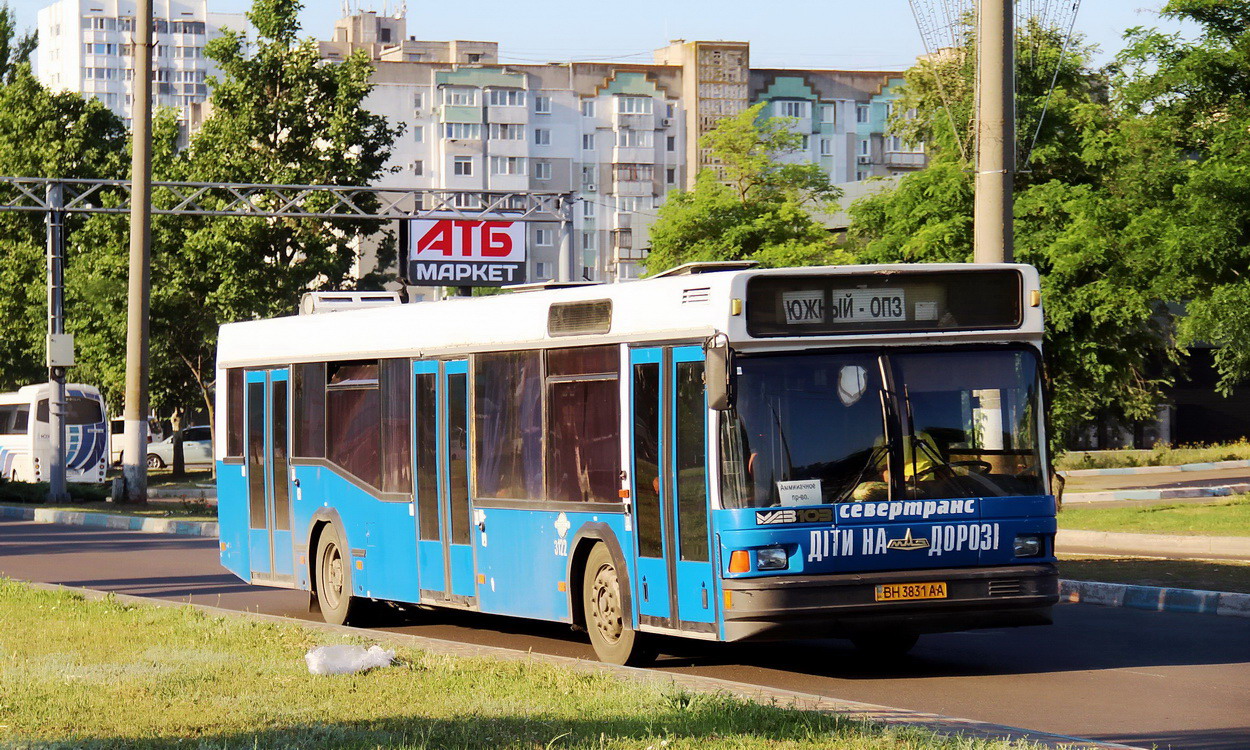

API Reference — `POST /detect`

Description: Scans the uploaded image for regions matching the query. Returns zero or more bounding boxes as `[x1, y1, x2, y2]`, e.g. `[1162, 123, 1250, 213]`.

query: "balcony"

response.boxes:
[612, 179, 652, 197]
[613, 113, 653, 130]
[883, 152, 926, 168]
[612, 229, 646, 261]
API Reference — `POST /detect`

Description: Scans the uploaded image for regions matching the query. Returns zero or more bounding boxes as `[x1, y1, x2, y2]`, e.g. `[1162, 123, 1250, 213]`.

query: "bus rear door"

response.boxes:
[629, 346, 716, 635]
[412, 359, 476, 605]
[244, 368, 295, 586]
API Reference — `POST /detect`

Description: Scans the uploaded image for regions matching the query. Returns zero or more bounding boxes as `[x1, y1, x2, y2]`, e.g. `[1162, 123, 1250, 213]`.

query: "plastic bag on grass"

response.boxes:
[305, 644, 395, 675]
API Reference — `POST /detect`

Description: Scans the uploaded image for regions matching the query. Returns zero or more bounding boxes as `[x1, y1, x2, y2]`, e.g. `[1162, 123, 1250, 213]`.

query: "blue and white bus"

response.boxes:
[0, 383, 109, 484]
[216, 263, 1058, 664]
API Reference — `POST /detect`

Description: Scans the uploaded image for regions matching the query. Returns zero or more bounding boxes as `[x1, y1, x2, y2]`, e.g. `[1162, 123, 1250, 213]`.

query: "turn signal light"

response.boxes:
[728, 550, 751, 573]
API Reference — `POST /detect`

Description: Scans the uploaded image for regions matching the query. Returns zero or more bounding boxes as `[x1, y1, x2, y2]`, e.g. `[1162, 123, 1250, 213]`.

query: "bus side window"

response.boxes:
[292, 363, 326, 459]
[0, 405, 26, 435]
[226, 368, 244, 457]
[474, 351, 543, 500]
[545, 346, 620, 503]
[35, 400, 48, 423]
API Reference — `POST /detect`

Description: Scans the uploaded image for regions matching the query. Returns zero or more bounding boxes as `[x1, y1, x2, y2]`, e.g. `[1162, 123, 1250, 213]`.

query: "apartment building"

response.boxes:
[338, 10, 921, 283]
[854, 77, 927, 180]
[35, 0, 247, 128]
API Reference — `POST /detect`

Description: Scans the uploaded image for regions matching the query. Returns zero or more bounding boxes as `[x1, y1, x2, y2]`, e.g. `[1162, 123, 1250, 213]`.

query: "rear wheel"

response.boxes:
[146, 454, 165, 469]
[582, 544, 654, 666]
[315, 525, 364, 626]
[851, 632, 919, 656]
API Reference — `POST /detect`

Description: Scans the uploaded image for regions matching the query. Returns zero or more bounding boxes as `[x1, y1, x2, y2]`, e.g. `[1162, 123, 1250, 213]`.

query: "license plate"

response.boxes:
[875, 581, 948, 602]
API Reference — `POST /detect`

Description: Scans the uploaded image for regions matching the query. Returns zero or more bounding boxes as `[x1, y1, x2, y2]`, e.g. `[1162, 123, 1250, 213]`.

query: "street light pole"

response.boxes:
[974, 0, 1015, 263]
[121, 0, 154, 503]
[45, 182, 69, 503]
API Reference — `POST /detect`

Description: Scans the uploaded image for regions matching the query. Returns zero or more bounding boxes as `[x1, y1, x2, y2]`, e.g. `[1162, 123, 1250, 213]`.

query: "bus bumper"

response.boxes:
[721, 563, 1058, 642]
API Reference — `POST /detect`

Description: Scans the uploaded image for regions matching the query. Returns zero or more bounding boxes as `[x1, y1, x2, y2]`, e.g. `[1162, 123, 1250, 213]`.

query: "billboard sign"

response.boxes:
[404, 219, 527, 287]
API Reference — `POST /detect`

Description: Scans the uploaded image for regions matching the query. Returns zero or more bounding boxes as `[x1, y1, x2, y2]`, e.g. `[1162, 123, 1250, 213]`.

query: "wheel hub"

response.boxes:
[591, 564, 623, 644]
[324, 546, 344, 607]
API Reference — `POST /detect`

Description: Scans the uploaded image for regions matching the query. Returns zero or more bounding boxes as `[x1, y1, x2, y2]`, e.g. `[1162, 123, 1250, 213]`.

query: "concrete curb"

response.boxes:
[147, 487, 215, 500]
[1064, 483, 1250, 504]
[1061, 459, 1250, 477]
[0, 504, 218, 538]
[16, 579, 1141, 750]
[1056, 528, 1250, 559]
[1060, 579, 1250, 619]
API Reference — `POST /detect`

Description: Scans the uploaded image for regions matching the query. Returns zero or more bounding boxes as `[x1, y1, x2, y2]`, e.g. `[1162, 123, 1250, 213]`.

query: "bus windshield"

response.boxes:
[720, 348, 1045, 508]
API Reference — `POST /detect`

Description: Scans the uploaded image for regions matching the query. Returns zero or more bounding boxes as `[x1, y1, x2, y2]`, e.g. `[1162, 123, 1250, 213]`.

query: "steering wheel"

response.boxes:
[911, 460, 993, 480]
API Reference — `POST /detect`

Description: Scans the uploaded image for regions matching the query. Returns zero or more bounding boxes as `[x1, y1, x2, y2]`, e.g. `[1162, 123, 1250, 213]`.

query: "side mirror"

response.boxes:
[704, 333, 733, 411]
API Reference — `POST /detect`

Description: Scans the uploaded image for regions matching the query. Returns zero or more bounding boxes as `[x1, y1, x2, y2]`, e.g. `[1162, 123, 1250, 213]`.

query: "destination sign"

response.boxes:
[747, 270, 1023, 337]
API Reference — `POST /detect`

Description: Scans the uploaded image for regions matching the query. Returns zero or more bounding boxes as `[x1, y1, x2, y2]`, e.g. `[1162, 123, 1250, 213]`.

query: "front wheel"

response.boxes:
[582, 544, 654, 666]
[315, 525, 364, 626]
[146, 454, 165, 469]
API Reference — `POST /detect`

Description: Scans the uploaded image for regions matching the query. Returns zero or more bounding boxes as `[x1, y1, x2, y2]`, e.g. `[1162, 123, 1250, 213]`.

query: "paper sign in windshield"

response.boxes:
[777, 479, 822, 506]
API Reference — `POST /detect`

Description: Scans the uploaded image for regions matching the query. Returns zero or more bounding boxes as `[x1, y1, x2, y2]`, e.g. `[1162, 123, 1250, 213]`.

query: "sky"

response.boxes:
[16, 1, 1191, 71]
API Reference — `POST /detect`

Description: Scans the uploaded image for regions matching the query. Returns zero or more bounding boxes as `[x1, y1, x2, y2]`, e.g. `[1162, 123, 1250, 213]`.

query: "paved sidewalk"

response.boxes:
[1062, 459, 1250, 478]
[0, 503, 217, 537]
[1064, 482, 1250, 504]
[1056, 528, 1250, 562]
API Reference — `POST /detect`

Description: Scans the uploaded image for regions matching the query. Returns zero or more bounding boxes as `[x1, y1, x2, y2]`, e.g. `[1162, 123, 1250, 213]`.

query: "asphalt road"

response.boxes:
[3, 519, 1248, 750]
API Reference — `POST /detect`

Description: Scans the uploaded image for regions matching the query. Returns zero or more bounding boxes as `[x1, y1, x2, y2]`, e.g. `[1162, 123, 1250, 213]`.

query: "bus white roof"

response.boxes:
[0, 383, 103, 404]
[217, 263, 1044, 369]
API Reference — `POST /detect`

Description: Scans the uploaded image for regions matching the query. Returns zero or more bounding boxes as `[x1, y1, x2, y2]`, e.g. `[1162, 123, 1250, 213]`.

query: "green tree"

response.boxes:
[0, 2, 35, 85]
[641, 103, 849, 274]
[1109, 0, 1250, 395]
[848, 21, 1174, 441]
[0, 69, 129, 394]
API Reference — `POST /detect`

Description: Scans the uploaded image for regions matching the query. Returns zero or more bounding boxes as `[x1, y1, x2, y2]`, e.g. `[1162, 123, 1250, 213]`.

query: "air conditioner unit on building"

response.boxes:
[584, 184, 596, 192]
[857, 155, 872, 165]
[661, 118, 673, 127]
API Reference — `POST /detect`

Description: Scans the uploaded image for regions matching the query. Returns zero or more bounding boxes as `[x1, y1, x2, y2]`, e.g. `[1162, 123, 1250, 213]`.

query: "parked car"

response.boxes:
[146, 425, 213, 469]
[109, 417, 166, 465]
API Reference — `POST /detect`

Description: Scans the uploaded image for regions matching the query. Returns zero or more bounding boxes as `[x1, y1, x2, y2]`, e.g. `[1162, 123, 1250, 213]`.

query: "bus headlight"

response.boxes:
[1013, 534, 1043, 558]
[756, 547, 789, 571]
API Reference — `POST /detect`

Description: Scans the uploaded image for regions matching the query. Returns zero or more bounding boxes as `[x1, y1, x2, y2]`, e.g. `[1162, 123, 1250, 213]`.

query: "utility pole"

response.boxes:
[45, 182, 69, 503]
[121, 0, 154, 504]
[974, 0, 1014, 263]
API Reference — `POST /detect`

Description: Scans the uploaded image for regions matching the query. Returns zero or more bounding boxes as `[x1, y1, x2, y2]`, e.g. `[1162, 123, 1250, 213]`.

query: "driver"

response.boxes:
[850, 431, 941, 502]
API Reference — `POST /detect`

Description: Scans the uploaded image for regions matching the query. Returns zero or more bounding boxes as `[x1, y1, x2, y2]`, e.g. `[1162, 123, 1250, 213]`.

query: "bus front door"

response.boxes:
[412, 360, 476, 605]
[629, 346, 716, 634]
[244, 368, 295, 586]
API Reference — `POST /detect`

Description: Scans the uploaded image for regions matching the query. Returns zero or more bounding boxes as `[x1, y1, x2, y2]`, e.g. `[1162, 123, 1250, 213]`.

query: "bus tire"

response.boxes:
[314, 524, 363, 626]
[851, 632, 919, 656]
[582, 543, 653, 666]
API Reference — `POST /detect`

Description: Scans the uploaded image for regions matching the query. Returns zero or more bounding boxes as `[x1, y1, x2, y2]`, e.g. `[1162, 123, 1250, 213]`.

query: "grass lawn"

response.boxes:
[1060, 555, 1250, 594]
[1058, 496, 1250, 537]
[0, 579, 1036, 750]
[1055, 441, 1250, 470]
